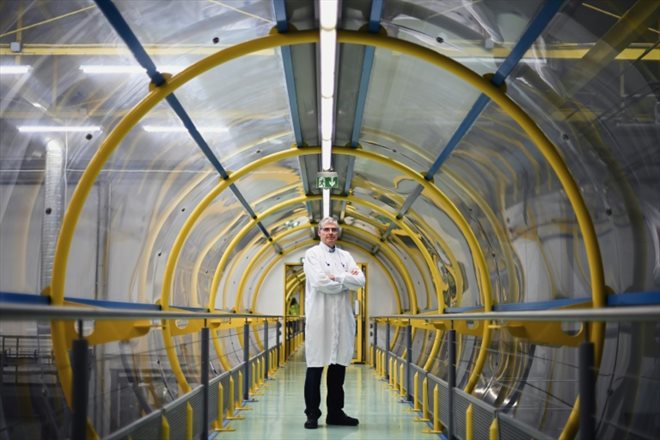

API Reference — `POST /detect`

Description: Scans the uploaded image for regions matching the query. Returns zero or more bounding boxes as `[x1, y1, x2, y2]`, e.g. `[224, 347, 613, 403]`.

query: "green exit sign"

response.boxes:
[316, 171, 338, 189]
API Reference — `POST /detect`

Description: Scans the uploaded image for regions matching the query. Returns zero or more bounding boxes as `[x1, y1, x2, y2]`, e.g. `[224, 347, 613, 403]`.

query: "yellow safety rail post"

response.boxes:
[236, 370, 252, 410]
[186, 402, 193, 440]
[413, 373, 420, 411]
[399, 363, 406, 399]
[161, 415, 170, 440]
[489, 416, 500, 440]
[415, 377, 430, 422]
[466, 404, 474, 440]
[226, 376, 243, 420]
[250, 363, 256, 393]
[213, 383, 234, 432]
[423, 384, 442, 434]
[261, 358, 266, 384]
[390, 359, 396, 389]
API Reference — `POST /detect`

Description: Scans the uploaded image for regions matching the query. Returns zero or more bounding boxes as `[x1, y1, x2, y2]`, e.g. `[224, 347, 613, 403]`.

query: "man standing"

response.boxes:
[303, 217, 365, 429]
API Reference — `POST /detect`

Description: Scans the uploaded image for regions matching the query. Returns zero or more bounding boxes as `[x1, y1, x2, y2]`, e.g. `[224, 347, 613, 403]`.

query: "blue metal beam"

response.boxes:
[273, 0, 288, 33]
[426, 0, 565, 177]
[274, 0, 310, 220]
[342, 0, 384, 203]
[387, 0, 564, 241]
[94, 0, 275, 243]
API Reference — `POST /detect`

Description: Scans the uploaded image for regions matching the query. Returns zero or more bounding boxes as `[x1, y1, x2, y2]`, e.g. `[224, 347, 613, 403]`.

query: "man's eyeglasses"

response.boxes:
[321, 227, 338, 233]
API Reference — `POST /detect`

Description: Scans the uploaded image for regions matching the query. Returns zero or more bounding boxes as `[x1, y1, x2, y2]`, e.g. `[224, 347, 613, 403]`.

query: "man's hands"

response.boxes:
[326, 268, 360, 281]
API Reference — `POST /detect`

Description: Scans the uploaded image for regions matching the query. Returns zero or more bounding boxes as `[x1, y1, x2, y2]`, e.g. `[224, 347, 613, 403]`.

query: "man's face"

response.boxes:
[319, 223, 339, 247]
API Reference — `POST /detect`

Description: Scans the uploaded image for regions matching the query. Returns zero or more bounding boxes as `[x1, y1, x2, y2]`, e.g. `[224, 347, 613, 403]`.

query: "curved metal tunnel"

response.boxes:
[0, 1, 658, 439]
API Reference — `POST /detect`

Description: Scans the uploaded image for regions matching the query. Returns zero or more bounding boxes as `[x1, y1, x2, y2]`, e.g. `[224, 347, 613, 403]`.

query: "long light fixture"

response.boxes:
[323, 188, 330, 218]
[18, 125, 101, 133]
[0, 65, 31, 75]
[79, 64, 185, 74]
[142, 125, 228, 133]
[319, 0, 338, 218]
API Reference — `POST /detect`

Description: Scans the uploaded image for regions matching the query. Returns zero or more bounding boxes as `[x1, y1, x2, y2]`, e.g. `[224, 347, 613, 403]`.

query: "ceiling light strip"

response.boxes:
[323, 189, 330, 218]
[0, 65, 31, 74]
[18, 125, 101, 133]
[79, 64, 184, 74]
[143, 125, 227, 133]
[319, 0, 338, 218]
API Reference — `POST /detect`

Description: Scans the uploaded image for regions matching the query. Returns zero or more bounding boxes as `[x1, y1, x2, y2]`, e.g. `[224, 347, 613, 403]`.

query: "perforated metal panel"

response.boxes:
[165, 398, 188, 439]
[499, 412, 554, 440]
[189, 387, 204, 436]
[126, 416, 161, 440]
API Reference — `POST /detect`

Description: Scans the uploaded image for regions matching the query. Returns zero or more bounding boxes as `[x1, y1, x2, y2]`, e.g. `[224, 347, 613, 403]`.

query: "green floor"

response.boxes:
[212, 348, 437, 440]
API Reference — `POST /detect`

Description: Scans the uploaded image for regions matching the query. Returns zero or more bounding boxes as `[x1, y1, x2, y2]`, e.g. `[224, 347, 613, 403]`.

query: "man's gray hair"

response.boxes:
[318, 217, 339, 230]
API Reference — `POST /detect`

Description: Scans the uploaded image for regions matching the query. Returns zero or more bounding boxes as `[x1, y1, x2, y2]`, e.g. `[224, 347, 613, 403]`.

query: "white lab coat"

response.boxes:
[303, 242, 365, 367]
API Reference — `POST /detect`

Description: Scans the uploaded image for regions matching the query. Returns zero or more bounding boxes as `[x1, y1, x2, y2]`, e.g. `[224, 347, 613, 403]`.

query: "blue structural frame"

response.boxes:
[4, 290, 659, 314]
[93, 0, 277, 244]
[383, 0, 565, 240]
[273, 0, 313, 216]
[342, 0, 384, 201]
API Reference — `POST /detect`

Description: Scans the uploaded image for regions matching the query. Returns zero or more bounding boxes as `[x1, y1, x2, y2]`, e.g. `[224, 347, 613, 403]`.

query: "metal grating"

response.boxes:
[499, 419, 535, 440]
[499, 412, 554, 440]
[189, 387, 204, 436]
[454, 388, 468, 439]
[127, 416, 161, 440]
[165, 398, 187, 439]
[209, 377, 220, 424]
[438, 380, 449, 427]
[471, 396, 493, 439]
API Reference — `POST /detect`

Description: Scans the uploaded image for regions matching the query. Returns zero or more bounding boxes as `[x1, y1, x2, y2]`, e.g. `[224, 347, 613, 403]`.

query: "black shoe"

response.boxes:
[304, 418, 318, 429]
[326, 411, 359, 426]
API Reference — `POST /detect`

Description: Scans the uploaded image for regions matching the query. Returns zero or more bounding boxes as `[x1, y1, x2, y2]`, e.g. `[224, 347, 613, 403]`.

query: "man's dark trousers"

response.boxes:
[304, 363, 346, 419]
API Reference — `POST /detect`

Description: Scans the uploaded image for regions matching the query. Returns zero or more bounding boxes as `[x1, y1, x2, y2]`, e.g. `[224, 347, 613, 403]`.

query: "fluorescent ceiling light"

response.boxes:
[80, 64, 185, 74]
[142, 125, 228, 133]
[319, 0, 338, 30]
[0, 65, 31, 74]
[18, 125, 101, 133]
[322, 139, 332, 170]
[320, 30, 337, 97]
[323, 189, 330, 218]
[457, 57, 547, 65]
[320, 96, 334, 141]
[319, 0, 338, 219]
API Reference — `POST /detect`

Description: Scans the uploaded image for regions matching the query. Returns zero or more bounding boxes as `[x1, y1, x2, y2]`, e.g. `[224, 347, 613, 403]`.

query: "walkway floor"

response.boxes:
[212, 349, 435, 439]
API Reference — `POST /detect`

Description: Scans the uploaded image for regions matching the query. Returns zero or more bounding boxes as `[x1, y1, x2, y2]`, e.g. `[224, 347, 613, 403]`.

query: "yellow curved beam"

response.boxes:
[50, 31, 602, 437]
[49, 30, 479, 405]
[280, 240, 403, 315]
[250, 236, 403, 317]
[211, 195, 319, 310]
[236, 222, 416, 356]
[191, 183, 299, 307]
[212, 192, 431, 314]
[236, 222, 415, 313]
[248, 214, 407, 314]
[337, 29, 604, 307]
[227, 193, 448, 314]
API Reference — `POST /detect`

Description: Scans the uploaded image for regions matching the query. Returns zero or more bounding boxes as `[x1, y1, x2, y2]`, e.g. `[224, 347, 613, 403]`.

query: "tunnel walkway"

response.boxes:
[213, 348, 433, 440]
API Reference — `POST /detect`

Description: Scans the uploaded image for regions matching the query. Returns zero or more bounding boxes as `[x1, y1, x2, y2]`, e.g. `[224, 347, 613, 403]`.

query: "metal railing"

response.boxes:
[0, 302, 284, 440]
[370, 305, 660, 440]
